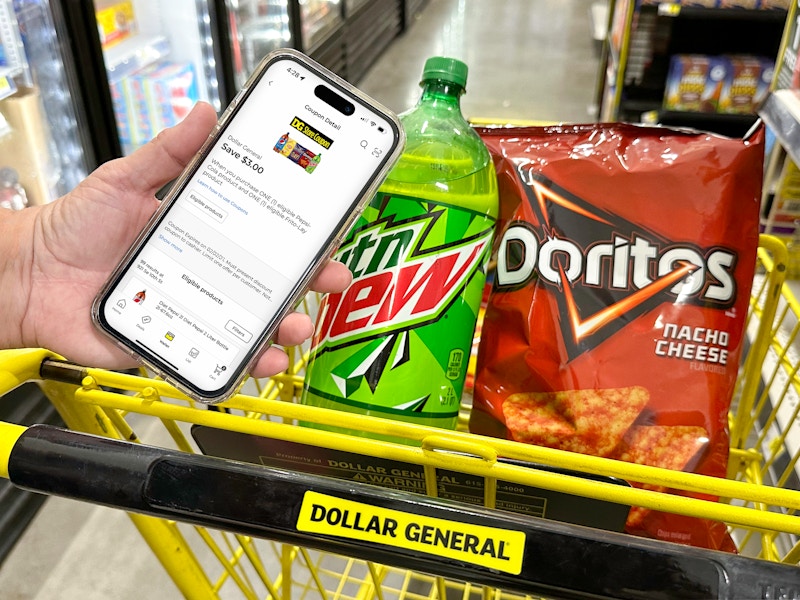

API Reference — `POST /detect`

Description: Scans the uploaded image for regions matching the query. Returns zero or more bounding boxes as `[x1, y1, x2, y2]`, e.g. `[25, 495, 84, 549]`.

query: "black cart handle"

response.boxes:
[7, 424, 800, 600]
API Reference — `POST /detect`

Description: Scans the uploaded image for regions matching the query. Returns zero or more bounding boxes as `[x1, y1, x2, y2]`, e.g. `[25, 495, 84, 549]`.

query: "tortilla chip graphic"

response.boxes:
[502, 386, 649, 457]
[615, 425, 709, 528]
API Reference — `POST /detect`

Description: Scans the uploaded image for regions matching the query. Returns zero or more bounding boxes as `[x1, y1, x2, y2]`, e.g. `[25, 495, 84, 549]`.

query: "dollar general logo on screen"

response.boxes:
[272, 117, 333, 174]
[289, 117, 333, 149]
[296, 491, 525, 574]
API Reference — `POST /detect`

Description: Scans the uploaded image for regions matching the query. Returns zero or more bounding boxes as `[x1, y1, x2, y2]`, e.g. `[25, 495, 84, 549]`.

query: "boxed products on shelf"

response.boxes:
[108, 79, 132, 154]
[663, 53, 773, 113]
[601, 0, 786, 122]
[720, 55, 774, 113]
[663, 54, 726, 111]
[125, 66, 156, 148]
[109, 61, 198, 154]
[95, 1, 137, 50]
[142, 61, 199, 130]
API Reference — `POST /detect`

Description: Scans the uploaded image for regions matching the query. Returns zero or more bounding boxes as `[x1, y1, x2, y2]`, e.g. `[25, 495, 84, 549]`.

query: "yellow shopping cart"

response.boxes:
[0, 235, 798, 599]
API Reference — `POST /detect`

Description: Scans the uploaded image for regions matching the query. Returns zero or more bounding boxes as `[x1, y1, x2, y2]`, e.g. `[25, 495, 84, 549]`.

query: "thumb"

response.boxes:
[116, 101, 219, 197]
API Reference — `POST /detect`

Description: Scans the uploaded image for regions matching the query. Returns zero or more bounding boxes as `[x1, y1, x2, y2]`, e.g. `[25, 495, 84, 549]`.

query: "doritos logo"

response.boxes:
[495, 172, 738, 355]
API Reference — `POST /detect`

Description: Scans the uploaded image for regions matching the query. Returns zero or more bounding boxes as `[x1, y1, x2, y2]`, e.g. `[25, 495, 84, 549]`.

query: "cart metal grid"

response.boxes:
[0, 235, 799, 599]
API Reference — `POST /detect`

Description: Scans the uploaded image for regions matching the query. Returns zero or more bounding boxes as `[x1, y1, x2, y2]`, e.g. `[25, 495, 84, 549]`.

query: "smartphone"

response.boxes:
[92, 49, 404, 403]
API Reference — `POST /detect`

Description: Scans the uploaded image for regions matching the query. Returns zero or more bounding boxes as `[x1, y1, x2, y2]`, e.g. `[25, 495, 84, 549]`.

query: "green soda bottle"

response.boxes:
[300, 57, 498, 441]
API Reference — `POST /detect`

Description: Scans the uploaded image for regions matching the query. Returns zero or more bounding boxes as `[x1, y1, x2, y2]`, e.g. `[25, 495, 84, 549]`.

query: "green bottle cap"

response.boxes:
[421, 56, 468, 89]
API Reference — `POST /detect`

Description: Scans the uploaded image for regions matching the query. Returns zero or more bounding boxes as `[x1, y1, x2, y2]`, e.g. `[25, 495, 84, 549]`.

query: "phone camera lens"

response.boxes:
[344, 105, 354, 115]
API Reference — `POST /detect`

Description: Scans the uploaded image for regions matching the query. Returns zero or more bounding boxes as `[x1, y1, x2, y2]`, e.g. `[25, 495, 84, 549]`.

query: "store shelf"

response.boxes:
[600, 1, 786, 122]
[648, 3, 788, 22]
[0, 0, 26, 77]
[655, 109, 760, 137]
[300, 0, 343, 55]
[308, 27, 346, 78]
[663, 12, 785, 56]
[346, 0, 403, 83]
[0, 65, 20, 81]
[403, 0, 429, 30]
[343, 0, 370, 18]
[759, 89, 800, 170]
[103, 34, 171, 83]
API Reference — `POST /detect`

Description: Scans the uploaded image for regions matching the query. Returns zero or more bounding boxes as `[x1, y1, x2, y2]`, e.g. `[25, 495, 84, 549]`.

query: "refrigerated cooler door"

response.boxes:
[220, 0, 346, 97]
[343, 0, 368, 17]
[15, 0, 93, 197]
[223, 0, 294, 92]
[298, 0, 342, 54]
[0, 0, 84, 563]
[0, 0, 93, 206]
[95, 0, 226, 155]
[343, 0, 402, 84]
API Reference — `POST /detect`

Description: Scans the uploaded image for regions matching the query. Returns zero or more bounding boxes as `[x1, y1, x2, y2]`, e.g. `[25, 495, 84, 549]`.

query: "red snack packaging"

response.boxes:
[470, 122, 764, 550]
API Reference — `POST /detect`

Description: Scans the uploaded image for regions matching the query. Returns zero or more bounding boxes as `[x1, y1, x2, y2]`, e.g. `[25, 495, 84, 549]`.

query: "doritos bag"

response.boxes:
[470, 122, 764, 550]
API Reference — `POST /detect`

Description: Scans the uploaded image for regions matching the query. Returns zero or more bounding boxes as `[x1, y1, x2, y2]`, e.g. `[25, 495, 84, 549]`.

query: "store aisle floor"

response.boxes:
[356, 0, 600, 123]
[0, 2, 601, 598]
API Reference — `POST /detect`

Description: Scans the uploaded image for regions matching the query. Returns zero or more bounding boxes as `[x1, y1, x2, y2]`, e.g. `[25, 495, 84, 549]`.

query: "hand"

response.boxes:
[0, 102, 351, 378]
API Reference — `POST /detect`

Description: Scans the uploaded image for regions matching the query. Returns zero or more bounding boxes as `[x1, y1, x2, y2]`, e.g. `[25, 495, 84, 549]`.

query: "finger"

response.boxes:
[119, 102, 218, 196]
[309, 261, 352, 293]
[250, 312, 317, 379]
[274, 311, 314, 347]
[250, 346, 290, 379]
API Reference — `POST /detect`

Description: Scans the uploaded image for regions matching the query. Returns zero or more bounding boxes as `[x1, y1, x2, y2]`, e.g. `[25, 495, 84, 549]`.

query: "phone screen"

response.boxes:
[95, 52, 401, 399]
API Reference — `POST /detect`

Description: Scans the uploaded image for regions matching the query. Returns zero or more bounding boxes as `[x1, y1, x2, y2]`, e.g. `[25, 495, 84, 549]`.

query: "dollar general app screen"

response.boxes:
[101, 58, 397, 392]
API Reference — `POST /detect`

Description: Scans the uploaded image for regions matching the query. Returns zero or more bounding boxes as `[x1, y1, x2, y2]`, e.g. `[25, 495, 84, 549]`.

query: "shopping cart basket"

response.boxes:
[0, 235, 799, 600]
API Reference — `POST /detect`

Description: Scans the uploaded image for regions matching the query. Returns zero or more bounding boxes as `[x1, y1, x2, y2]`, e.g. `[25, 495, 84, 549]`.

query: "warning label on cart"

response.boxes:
[297, 491, 525, 574]
[190, 425, 632, 532]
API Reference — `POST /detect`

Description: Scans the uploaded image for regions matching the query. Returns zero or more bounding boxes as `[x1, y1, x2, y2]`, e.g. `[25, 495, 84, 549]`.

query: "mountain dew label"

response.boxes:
[302, 192, 496, 420]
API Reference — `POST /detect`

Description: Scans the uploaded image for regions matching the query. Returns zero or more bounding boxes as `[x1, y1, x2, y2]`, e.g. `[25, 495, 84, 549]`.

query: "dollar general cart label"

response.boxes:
[297, 491, 525, 574]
